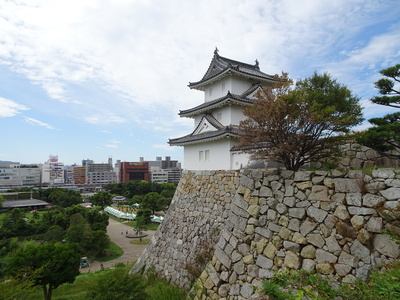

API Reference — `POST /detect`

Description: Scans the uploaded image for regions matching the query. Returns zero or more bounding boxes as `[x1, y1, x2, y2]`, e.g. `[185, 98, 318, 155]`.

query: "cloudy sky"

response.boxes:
[1, 0, 399, 167]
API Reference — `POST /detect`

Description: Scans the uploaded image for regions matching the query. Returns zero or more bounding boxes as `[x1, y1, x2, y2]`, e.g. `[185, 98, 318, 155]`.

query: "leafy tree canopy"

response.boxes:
[357, 64, 400, 158]
[238, 72, 363, 171]
[6, 241, 80, 300]
[90, 191, 113, 209]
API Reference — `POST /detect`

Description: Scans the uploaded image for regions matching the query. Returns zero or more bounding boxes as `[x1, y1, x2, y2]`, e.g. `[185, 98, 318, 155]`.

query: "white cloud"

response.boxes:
[0, 97, 29, 117]
[103, 138, 121, 149]
[23, 117, 56, 130]
[83, 113, 127, 125]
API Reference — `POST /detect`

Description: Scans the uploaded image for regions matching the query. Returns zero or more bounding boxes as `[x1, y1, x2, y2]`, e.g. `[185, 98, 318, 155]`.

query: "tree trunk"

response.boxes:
[43, 284, 53, 300]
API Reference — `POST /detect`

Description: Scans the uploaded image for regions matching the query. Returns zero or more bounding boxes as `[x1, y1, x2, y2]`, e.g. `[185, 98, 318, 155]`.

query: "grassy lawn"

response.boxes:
[109, 215, 160, 231]
[130, 238, 150, 245]
[96, 242, 123, 262]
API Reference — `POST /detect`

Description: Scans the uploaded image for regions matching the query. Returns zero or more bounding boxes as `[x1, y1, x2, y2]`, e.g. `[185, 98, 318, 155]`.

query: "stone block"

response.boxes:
[350, 240, 371, 263]
[373, 234, 400, 258]
[334, 263, 352, 277]
[256, 255, 274, 269]
[334, 178, 361, 193]
[292, 232, 307, 244]
[308, 185, 329, 201]
[307, 233, 325, 248]
[288, 218, 301, 231]
[288, 207, 306, 219]
[214, 246, 231, 269]
[316, 263, 334, 274]
[363, 194, 386, 207]
[263, 242, 277, 259]
[283, 241, 300, 253]
[316, 249, 338, 263]
[380, 187, 400, 200]
[346, 193, 362, 206]
[334, 205, 350, 220]
[302, 259, 316, 272]
[307, 206, 328, 223]
[300, 220, 317, 236]
[348, 206, 376, 215]
[365, 217, 383, 233]
[284, 251, 301, 269]
[301, 245, 316, 259]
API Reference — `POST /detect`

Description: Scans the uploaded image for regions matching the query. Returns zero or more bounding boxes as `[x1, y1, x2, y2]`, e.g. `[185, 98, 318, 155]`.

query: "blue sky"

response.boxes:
[1, 0, 399, 167]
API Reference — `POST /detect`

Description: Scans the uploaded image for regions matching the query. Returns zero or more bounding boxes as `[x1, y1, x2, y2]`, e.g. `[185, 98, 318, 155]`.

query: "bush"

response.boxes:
[85, 267, 147, 300]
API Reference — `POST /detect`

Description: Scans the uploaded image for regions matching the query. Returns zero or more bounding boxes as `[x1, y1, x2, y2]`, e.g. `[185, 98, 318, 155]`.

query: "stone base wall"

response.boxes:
[131, 168, 400, 299]
[130, 170, 239, 289]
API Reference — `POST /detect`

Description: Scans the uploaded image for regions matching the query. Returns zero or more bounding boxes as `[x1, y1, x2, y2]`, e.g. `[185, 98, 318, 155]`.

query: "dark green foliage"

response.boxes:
[133, 217, 148, 241]
[357, 65, 400, 158]
[85, 267, 147, 300]
[5, 241, 81, 300]
[90, 191, 113, 209]
[0, 208, 35, 238]
[136, 209, 152, 224]
[142, 192, 161, 214]
[39, 187, 82, 207]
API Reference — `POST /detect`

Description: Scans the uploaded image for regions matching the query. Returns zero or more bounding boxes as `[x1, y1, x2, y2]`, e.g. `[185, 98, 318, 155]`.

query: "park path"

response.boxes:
[80, 218, 154, 273]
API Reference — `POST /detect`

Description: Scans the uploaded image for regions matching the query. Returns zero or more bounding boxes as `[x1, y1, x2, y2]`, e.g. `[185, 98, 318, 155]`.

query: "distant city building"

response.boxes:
[0, 161, 40, 187]
[150, 167, 169, 184]
[73, 166, 86, 184]
[140, 156, 182, 183]
[41, 155, 64, 185]
[120, 161, 150, 182]
[85, 157, 118, 184]
[64, 164, 76, 184]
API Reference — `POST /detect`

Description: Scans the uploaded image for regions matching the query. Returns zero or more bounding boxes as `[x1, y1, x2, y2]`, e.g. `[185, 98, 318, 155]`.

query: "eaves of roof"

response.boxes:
[188, 67, 274, 90]
[179, 92, 253, 117]
[169, 125, 239, 146]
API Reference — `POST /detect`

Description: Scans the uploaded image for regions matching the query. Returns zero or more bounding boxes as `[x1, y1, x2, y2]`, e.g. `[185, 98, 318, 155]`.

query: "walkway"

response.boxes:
[80, 218, 154, 273]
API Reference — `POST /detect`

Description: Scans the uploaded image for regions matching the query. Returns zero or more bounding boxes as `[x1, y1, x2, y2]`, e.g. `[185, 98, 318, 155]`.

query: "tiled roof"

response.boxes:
[179, 84, 262, 117]
[188, 49, 275, 89]
[169, 125, 239, 146]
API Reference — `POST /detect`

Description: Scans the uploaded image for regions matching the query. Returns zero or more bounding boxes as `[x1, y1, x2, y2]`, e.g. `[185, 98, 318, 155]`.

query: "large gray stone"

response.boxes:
[300, 220, 317, 236]
[363, 193, 386, 207]
[259, 186, 273, 197]
[308, 185, 329, 201]
[214, 246, 232, 268]
[284, 251, 301, 269]
[350, 240, 371, 263]
[338, 251, 359, 267]
[316, 249, 338, 263]
[256, 255, 274, 269]
[334, 178, 361, 193]
[380, 187, 400, 200]
[307, 233, 325, 248]
[240, 282, 254, 298]
[373, 234, 400, 258]
[288, 207, 306, 219]
[307, 206, 328, 223]
[346, 193, 362, 206]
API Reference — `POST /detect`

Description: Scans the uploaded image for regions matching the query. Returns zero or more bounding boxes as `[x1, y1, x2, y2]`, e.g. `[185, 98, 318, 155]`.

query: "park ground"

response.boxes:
[80, 218, 155, 273]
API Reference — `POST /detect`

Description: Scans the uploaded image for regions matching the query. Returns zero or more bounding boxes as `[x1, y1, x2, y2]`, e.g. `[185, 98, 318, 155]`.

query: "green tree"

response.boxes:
[357, 64, 400, 158]
[6, 241, 80, 300]
[66, 213, 91, 253]
[0, 194, 4, 207]
[47, 188, 82, 207]
[90, 191, 113, 209]
[238, 72, 363, 171]
[142, 192, 161, 214]
[133, 217, 147, 241]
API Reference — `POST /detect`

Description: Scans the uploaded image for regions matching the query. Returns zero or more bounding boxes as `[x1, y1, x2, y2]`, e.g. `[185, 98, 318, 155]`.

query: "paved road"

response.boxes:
[80, 218, 154, 273]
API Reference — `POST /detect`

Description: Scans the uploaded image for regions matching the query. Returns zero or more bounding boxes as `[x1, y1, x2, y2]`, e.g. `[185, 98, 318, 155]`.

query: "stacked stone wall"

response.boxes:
[131, 168, 400, 299]
[130, 170, 239, 289]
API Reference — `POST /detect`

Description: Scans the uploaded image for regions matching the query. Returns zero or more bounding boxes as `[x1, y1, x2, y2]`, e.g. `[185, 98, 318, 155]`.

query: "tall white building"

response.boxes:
[169, 49, 275, 170]
[0, 161, 40, 187]
[41, 155, 64, 185]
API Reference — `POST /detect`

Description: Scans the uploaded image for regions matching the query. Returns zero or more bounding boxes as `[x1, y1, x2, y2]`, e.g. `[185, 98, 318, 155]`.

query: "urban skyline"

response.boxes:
[1, 1, 399, 166]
